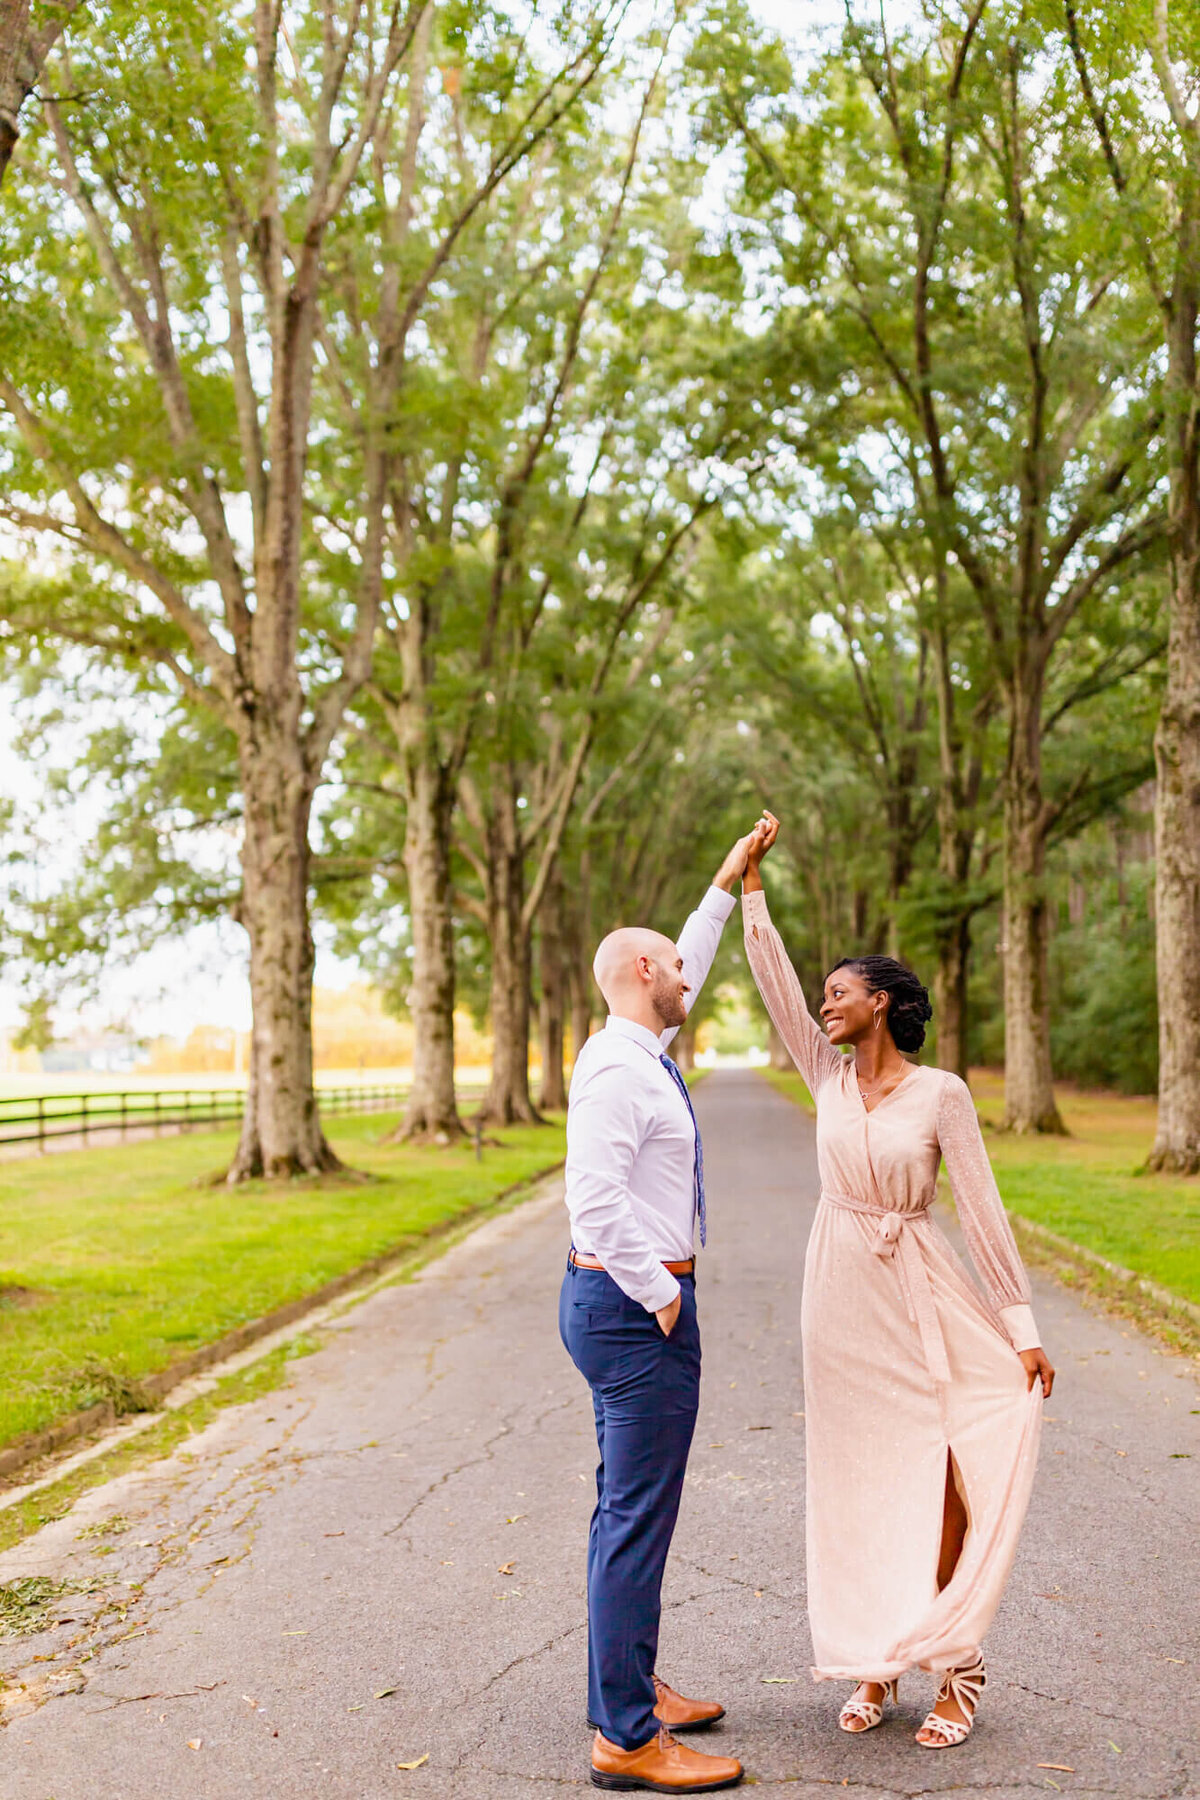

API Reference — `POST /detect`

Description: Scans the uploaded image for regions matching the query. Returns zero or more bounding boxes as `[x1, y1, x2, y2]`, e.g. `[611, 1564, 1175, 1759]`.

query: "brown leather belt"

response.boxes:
[569, 1248, 695, 1277]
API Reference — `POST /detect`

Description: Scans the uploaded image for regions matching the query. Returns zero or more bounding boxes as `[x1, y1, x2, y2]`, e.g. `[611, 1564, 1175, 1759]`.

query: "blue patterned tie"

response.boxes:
[660, 1053, 706, 1248]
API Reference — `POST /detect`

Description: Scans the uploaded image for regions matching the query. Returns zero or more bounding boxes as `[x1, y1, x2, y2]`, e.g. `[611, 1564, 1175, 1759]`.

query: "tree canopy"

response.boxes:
[2, 0, 1197, 1167]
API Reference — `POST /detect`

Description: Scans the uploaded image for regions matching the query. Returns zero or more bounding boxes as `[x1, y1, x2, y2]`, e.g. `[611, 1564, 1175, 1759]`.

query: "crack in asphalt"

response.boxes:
[462, 1616, 588, 1705]
[383, 1394, 574, 1546]
[1004, 1676, 1146, 1727]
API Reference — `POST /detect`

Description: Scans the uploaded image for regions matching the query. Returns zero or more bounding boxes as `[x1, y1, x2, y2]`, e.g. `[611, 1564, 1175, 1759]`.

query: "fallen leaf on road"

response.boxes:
[375, 1688, 397, 1699]
[1037, 1765, 1075, 1774]
[1108, 1741, 1123, 1754]
[497, 1562, 515, 1576]
[348, 1704, 364, 1712]
[754, 1589, 764, 1598]
[1043, 1780, 1061, 1791]
[708, 1442, 724, 1449]
[746, 1425, 772, 1431]
[506, 1514, 526, 1524]
[323, 1531, 345, 1538]
[187, 1739, 202, 1751]
[397, 1754, 429, 1770]
[761, 1677, 794, 1684]
[281, 1630, 307, 1636]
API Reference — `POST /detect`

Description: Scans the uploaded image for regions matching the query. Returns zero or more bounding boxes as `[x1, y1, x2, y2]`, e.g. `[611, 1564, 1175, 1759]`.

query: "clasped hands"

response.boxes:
[712, 811, 780, 895]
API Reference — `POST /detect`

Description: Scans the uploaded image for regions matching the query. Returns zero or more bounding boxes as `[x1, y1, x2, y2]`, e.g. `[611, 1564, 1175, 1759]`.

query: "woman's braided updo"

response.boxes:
[828, 955, 934, 1055]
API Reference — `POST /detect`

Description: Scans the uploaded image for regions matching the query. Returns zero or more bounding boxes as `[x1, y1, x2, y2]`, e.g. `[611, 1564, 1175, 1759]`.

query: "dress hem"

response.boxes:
[811, 1645, 982, 1684]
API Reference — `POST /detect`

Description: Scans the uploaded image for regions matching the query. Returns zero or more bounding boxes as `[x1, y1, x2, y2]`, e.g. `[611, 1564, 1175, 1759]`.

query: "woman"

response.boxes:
[742, 812, 1053, 1749]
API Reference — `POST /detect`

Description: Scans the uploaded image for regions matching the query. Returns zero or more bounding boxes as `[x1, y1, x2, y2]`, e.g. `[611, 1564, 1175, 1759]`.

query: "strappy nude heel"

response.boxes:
[838, 1678, 898, 1733]
[916, 1655, 986, 1747]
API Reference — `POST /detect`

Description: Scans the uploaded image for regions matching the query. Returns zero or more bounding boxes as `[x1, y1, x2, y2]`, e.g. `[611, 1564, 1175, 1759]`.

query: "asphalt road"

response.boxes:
[1, 1070, 1197, 1800]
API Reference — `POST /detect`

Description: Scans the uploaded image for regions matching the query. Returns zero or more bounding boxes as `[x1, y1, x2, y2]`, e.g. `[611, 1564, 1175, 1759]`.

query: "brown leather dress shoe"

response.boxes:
[652, 1675, 726, 1730]
[588, 1674, 727, 1733]
[591, 1725, 743, 1792]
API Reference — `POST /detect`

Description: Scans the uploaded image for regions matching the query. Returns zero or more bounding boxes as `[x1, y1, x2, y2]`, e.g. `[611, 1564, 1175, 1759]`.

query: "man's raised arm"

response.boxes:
[660, 832, 756, 1048]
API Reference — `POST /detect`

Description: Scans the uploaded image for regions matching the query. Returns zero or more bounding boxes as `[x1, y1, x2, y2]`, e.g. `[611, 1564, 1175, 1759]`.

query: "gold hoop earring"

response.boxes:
[873, 1007, 883, 1031]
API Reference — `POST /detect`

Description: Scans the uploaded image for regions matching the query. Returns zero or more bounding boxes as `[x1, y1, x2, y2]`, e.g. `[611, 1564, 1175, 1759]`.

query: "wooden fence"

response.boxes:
[0, 1083, 416, 1151]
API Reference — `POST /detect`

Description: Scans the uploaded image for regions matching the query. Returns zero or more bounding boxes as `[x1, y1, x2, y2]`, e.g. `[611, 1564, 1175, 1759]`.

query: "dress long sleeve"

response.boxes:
[742, 888, 843, 1100]
[936, 1074, 1040, 1352]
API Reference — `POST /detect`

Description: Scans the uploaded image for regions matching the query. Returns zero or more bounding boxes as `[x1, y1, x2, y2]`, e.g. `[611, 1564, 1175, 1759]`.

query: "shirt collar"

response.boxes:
[604, 1014, 665, 1059]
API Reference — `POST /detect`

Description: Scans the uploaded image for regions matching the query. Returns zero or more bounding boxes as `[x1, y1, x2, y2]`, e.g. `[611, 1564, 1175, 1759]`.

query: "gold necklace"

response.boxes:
[857, 1068, 903, 1099]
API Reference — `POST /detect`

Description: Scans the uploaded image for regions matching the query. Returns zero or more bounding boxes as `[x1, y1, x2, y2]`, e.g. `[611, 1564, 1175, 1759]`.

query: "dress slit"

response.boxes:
[937, 1448, 971, 1594]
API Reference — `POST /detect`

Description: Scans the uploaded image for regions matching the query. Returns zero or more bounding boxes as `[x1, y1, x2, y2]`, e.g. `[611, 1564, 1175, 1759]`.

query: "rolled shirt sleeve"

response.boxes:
[565, 1058, 682, 1313]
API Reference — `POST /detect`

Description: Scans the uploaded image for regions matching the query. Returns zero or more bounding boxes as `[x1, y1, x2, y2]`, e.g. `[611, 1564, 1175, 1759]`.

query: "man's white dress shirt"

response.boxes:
[564, 886, 737, 1314]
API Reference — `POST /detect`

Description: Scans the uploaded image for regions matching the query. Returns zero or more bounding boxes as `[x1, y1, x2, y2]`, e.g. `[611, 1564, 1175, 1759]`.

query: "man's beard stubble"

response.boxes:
[650, 970, 687, 1032]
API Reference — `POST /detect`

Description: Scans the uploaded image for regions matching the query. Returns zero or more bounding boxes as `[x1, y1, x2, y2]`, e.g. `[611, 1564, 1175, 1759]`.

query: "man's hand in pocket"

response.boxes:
[655, 1293, 682, 1338]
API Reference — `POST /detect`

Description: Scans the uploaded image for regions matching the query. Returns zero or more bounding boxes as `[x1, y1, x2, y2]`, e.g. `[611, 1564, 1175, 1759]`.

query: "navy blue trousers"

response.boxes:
[559, 1261, 701, 1750]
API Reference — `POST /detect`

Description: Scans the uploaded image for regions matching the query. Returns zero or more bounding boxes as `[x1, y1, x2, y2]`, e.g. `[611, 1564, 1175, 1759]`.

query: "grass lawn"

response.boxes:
[0, 1110, 565, 1451]
[759, 1065, 1200, 1309]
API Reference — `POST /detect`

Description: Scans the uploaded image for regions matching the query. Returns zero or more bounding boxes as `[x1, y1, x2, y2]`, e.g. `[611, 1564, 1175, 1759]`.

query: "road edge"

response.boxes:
[1012, 1212, 1200, 1360]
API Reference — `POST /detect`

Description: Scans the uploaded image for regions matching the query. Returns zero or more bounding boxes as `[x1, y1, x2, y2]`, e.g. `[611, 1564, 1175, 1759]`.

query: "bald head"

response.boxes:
[593, 926, 689, 1032]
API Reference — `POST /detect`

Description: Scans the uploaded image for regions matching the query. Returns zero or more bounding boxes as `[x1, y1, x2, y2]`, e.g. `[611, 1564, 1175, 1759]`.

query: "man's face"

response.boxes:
[645, 944, 689, 1030]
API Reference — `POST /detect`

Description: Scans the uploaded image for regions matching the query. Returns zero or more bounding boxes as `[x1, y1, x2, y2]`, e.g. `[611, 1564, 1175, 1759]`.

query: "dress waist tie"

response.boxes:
[821, 1191, 951, 1387]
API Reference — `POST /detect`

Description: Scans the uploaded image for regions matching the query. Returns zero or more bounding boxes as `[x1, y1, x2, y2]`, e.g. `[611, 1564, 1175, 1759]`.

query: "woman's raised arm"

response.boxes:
[741, 815, 843, 1100]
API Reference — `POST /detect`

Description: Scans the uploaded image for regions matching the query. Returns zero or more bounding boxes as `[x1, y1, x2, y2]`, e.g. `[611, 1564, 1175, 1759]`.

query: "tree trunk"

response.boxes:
[570, 978, 594, 1073]
[1001, 682, 1065, 1134]
[566, 857, 596, 1076]
[767, 1019, 791, 1071]
[933, 912, 971, 1082]
[0, 0, 32, 186]
[538, 868, 568, 1112]
[1149, 205, 1200, 1172]
[228, 737, 340, 1180]
[673, 1019, 697, 1073]
[479, 792, 541, 1126]
[393, 753, 465, 1144]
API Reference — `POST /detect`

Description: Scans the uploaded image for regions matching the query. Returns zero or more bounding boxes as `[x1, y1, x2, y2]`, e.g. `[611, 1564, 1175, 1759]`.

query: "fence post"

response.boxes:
[38, 1093, 45, 1153]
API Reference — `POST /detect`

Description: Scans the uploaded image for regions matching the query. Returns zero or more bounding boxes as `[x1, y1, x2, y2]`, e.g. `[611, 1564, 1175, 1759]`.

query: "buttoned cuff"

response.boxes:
[638, 1265, 683, 1314]
[998, 1302, 1040, 1353]
[700, 884, 737, 923]
[742, 889, 769, 926]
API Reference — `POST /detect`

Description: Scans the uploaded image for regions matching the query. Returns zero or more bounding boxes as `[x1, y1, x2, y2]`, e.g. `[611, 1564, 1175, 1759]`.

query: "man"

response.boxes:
[559, 831, 760, 1794]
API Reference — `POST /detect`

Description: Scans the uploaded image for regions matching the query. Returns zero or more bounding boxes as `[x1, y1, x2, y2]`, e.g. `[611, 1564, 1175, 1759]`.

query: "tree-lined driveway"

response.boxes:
[2, 1071, 1197, 1798]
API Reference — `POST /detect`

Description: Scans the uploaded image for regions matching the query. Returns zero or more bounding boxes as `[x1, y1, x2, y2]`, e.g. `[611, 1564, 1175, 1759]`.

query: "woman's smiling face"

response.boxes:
[820, 966, 885, 1046]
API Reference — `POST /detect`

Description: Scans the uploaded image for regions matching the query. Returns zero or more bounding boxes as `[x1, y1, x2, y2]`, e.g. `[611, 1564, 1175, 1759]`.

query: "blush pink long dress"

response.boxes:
[743, 889, 1044, 1683]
